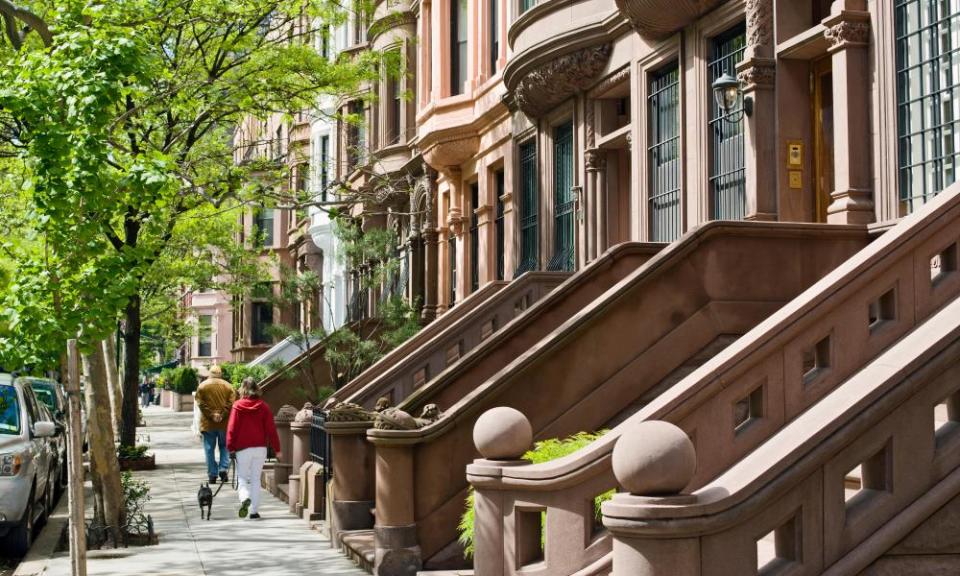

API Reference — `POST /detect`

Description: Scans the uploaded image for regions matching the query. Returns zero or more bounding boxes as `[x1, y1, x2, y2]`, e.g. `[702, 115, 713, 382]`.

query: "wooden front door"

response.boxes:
[812, 57, 834, 223]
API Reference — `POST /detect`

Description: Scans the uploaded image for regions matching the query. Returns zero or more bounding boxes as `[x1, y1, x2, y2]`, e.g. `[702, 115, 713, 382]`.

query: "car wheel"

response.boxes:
[6, 494, 34, 557]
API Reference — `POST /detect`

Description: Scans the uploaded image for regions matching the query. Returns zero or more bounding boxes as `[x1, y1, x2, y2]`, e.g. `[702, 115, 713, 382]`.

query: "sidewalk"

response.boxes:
[44, 406, 366, 576]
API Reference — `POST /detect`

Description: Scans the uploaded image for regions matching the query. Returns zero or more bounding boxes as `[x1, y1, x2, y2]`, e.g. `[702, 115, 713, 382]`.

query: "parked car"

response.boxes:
[20, 378, 67, 490]
[0, 373, 57, 556]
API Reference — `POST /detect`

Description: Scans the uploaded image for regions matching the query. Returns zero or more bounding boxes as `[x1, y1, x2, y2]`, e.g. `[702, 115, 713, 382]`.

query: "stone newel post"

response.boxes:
[469, 407, 534, 576]
[271, 405, 298, 497]
[602, 421, 698, 576]
[288, 403, 313, 514]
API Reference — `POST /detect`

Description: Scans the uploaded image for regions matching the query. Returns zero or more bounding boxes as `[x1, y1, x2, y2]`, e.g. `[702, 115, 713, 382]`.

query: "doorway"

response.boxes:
[812, 57, 834, 223]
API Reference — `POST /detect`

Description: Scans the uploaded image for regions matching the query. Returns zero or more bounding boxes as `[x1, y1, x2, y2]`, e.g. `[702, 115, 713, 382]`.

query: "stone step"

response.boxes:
[340, 529, 376, 574]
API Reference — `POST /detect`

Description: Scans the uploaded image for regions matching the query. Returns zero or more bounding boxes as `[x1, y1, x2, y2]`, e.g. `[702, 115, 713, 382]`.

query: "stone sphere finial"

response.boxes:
[612, 421, 696, 496]
[473, 407, 533, 460]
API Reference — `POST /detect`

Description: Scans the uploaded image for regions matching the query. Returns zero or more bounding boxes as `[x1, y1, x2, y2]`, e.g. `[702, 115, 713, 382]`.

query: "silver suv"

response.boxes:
[0, 373, 57, 556]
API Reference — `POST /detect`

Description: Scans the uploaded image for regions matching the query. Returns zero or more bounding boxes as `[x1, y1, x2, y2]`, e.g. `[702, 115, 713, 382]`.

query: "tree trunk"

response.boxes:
[119, 295, 141, 447]
[102, 339, 123, 435]
[83, 349, 124, 543]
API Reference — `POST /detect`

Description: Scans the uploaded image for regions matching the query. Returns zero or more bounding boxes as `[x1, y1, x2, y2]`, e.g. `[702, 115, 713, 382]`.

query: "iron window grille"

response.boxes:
[708, 24, 747, 221]
[548, 121, 575, 272]
[648, 62, 682, 242]
[495, 170, 506, 281]
[516, 140, 539, 275]
[896, 0, 960, 214]
[470, 182, 480, 293]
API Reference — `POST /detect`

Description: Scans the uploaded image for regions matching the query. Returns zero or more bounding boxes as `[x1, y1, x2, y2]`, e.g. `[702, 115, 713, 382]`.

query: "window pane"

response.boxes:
[495, 170, 506, 280]
[470, 182, 480, 292]
[198, 315, 213, 357]
[517, 140, 539, 274]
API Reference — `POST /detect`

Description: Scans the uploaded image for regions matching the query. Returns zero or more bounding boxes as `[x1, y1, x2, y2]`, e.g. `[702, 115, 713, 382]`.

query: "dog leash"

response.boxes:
[211, 480, 227, 498]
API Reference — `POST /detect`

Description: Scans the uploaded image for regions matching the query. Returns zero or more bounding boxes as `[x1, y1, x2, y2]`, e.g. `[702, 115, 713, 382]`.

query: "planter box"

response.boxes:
[119, 454, 156, 472]
[171, 392, 194, 412]
[160, 389, 172, 409]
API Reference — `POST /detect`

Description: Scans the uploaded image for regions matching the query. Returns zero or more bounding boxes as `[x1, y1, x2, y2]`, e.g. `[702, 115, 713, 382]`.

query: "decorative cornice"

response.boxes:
[514, 44, 612, 118]
[589, 66, 631, 98]
[421, 132, 480, 172]
[615, 0, 730, 40]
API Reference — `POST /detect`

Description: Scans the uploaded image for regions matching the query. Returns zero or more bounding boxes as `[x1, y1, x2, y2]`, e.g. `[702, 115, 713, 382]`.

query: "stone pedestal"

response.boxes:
[328, 421, 376, 542]
[374, 443, 421, 576]
[289, 404, 313, 514]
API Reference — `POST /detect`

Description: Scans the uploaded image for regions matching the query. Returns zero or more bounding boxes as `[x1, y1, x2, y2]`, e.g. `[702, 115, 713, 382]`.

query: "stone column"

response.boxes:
[328, 421, 376, 541]
[374, 442, 420, 576]
[824, 3, 874, 224]
[445, 167, 464, 306]
[288, 403, 313, 514]
[468, 407, 534, 576]
[603, 421, 698, 576]
[593, 150, 609, 255]
[421, 227, 439, 322]
[738, 0, 777, 221]
[584, 148, 602, 262]
[271, 405, 298, 498]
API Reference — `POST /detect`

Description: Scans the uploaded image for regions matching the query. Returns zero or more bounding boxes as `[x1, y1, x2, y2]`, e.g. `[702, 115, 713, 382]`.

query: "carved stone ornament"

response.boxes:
[374, 407, 419, 430]
[275, 404, 300, 424]
[585, 148, 607, 172]
[824, 19, 871, 52]
[421, 134, 480, 172]
[737, 57, 776, 90]
[513, 44, 613, 119]
[745, 0, 773, 50]
[615, 0, 730, 41]
[328, 402, 376, 423]
[374, 404, 443, 430]
[294, 402, 315, 424]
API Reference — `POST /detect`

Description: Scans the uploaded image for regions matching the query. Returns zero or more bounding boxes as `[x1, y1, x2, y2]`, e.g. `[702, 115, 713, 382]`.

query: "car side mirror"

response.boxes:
[33, 421, 56, 438]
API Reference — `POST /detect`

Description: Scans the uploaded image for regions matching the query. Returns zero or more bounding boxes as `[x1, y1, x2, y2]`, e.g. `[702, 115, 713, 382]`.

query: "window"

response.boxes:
[708, 24, 747, 220]
[320, 135, 330, 202]
[519, 0, 536, 15]
[489, 0, 499, 74]
[0, 385, 21, 435]
[352, 2, 366, 45]
[388, 60, 402, 145]
[320, 24, 330, 59]
[470, 182, 480, 293]
[648, 62, 682, 242]
[449, 235, 458, 306]
[896, 0, 960, 213]
[198, 315, 213, 357]
[450, 0, 468, 95]
[517, 140, 539, 274]
[274, 125, 284, 160]
[254, 208, 275, 247]
[548, 121, 575, 272]
[347, 101, 365, 171]
[252, 302, 274, 345]
[495, 169, 506, 280]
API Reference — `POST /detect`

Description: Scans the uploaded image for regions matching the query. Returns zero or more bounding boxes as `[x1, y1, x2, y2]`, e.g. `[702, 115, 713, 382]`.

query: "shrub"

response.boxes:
[117, 445, 150, 460]
[220, 362, 270, 390]
[457, 430, 611, 560]
[165, 366, 199, 395]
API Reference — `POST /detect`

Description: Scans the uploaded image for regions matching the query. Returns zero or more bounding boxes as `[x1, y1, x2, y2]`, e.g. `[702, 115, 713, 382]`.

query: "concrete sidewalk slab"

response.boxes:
[43, 407, 365, 576]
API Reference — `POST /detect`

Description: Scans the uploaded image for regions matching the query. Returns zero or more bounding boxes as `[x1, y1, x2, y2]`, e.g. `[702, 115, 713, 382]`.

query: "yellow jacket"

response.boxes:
[195, 378, 235, 432]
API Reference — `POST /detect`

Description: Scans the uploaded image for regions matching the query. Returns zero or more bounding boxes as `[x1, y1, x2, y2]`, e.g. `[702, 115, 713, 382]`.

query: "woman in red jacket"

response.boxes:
[226, 377, 281, 519]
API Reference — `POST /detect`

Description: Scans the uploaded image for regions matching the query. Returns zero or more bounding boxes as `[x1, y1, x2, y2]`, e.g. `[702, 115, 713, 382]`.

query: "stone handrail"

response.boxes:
[328, 272, 570, 411]
[603, 295, 960, 575]
[325, 279, 511, 409]
[366, 221, 870, 571]
[466, 186, 960, 575]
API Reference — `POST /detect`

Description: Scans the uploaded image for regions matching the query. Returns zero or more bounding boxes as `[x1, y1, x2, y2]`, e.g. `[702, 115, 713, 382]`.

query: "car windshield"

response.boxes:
[0, 385, 20, 435]
[30, 382, 58, 412]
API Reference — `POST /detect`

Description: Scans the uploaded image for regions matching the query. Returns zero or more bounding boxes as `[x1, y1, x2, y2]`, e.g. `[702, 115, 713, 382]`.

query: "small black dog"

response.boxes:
[198, 481, 225, 520]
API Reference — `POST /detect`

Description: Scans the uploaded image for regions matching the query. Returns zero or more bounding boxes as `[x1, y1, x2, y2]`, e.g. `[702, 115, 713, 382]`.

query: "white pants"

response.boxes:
[235, 447, 267, 514]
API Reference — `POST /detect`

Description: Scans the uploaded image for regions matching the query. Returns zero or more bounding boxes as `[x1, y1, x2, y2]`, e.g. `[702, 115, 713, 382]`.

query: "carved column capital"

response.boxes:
[585, 148, 608, 172]
[824, 12, 871, 53]
[737, 57, 776, 91]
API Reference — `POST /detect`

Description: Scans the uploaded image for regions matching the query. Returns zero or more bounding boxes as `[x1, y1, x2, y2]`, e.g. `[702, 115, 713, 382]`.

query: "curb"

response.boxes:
[12, 495, 69, 576]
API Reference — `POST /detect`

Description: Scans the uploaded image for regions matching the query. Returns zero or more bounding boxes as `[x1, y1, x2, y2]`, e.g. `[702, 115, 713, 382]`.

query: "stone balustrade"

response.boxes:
[465, 185, 960, 575]
[370, 222, 868, 573]
[603, 295, 960, 575]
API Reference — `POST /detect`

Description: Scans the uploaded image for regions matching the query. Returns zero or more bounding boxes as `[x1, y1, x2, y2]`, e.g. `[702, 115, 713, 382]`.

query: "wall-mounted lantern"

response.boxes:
[712, 71, 753, 123]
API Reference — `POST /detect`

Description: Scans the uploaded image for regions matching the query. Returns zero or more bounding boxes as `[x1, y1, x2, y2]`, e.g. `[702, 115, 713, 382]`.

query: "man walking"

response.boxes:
[195, 365, 235, 483]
